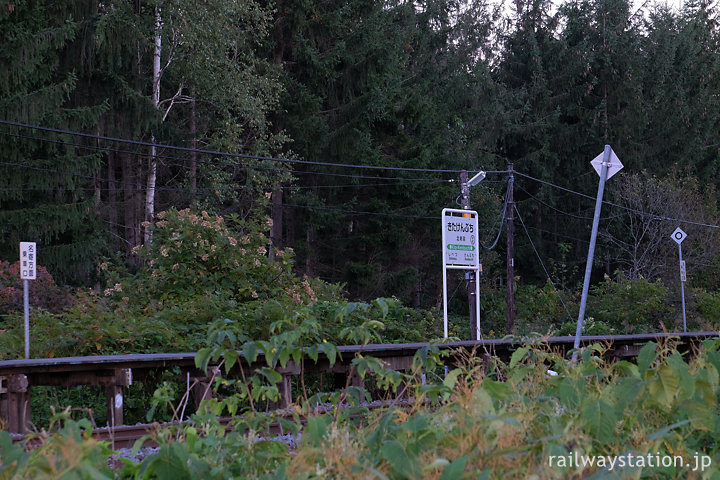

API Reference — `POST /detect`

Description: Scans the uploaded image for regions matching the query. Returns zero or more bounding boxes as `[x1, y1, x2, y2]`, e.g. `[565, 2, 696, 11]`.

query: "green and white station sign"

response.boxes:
[442, 208, 479, 269]
[441, 208, 481, 340]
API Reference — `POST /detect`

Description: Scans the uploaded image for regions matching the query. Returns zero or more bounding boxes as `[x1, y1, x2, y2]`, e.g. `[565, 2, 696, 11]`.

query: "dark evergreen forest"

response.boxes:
[1, 0, 719, 313]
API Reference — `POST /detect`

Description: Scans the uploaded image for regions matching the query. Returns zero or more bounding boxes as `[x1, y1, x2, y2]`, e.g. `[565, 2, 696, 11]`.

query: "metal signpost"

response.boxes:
[442, 208, 481, 340]
[573, 146, 623, 360]
[20, 242, 37, 359]
[671, 227, 688, 332]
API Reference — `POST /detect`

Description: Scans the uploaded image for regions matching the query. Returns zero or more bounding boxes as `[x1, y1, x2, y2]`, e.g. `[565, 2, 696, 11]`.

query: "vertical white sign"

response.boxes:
[20, 242, 37, 280]
[680, 260, 687, 282]
[442, 209, 480, 268]
[442, 208, 481, 340]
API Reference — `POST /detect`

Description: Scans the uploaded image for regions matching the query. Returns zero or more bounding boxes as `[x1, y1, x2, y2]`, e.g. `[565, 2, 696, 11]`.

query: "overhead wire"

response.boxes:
[516, 170, 720, 230]
[515, 183, 625, 221]
[480, 179, 509, 250]
[0, 120, 497, 174]
[0, 127, 458, 183]
[7, 120, 720, 237]
[514, 203, 575, 322]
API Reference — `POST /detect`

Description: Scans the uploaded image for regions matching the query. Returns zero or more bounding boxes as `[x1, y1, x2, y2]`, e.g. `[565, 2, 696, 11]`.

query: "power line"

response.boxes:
[0, 158, 451, 198]
[516, 170, 720, 230]
[480, 181, 509, 250]
[514, 203, 574, 322]
[1, 128, 459, 183]
[0, 120, 496, 174]
[516, 183, 625, 221]
[281, 202, 438, 220]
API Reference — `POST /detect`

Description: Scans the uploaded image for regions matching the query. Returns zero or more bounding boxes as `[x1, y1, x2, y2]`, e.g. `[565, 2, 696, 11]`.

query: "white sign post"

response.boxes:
[671, 227, 688, 332]
[442, 208, 481, 340]
[20, 242, 37, 359]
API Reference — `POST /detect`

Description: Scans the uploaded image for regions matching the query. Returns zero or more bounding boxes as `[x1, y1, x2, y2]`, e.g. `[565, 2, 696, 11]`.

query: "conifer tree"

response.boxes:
[0, 0, 107, 282]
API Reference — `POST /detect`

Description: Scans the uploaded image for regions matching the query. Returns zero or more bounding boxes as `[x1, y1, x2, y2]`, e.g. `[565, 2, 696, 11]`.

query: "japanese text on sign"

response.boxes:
[442, 209, 479, 268]
[20, 242, 37, 280]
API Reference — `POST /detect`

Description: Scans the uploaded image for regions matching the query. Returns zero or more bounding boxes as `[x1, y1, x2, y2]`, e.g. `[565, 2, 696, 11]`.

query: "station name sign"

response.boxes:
[442, 208, 479, 269]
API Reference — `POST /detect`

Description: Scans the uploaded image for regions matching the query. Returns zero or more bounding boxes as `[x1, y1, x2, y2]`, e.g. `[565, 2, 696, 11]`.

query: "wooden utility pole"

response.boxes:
[506, 163, 515, 333]
[459, 170, 478, 340]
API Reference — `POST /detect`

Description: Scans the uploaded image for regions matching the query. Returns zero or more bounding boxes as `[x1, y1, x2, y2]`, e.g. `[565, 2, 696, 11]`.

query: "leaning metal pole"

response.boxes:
[573, 145, 611, 361]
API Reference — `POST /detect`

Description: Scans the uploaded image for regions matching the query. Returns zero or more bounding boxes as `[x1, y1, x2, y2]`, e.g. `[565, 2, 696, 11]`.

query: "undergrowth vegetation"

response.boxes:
[2, 207, 720, 477]
[3, 336, 720, 478]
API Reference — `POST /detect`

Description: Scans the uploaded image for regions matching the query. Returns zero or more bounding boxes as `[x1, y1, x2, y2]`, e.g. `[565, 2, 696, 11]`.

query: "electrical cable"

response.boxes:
[518, 185, 626, 221]
[514, 203, 575, 322]
[480, 183, 509, 250]
[1, 128, 459, 183]
[0, 119, 504, 174]
[281, 202, 438, 220]
[515, 170, 720, 230]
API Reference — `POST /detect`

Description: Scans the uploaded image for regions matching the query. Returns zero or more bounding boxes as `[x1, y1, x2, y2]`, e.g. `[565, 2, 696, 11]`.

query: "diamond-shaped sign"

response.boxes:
[671, 227, 687, 245]
[590, 148, 623, 180]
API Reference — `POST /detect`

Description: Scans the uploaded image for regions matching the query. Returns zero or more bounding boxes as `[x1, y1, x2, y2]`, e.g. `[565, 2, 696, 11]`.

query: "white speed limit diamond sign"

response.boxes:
[671, 227, 687, 245]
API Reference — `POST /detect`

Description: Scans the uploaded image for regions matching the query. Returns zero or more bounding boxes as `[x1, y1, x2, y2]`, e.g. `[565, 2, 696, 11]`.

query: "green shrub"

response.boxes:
[515, 281, 576, 333]
[587, 274, 671, 332]
[692, 287, 720, 326]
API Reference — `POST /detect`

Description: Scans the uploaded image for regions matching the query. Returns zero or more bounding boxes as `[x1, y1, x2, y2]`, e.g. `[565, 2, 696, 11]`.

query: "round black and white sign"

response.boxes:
[671, 227, 687, 245]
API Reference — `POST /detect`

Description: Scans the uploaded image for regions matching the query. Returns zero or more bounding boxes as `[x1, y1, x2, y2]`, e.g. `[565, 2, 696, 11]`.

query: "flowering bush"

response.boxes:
[101, 209, 343, 337]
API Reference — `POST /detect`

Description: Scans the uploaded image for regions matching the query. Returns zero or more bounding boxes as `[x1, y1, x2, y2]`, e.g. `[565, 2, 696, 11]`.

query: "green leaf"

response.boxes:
[667, 351, 694, 400]
[279, 347, 291, 368]
[372, 297, 389, 318]
[321, 343, 339, 366]
[443, 368, 462, 390]
[381, 440, 420, 479]
[440, 455, 468, 480]
[580, 398, 616, 445]
[509, 346, 530, 369]
[137, 443, 190, 478]
[636, 341, 657, 375]
[684, 400, 715, 432]
[243, 341, 258, 364]
[306, 344, 319, 363]
[224, 348, 238, 374]
[482, 379, 511, 401]
[305, 415, 329, 446]
[649, 364, 680, 409]
[195, 347, 213, 374]
[259, 367, 283, 385]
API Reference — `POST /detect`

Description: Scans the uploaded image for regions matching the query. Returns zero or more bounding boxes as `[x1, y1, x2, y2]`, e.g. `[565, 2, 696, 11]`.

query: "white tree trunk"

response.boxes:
[145, 7, 162, 244]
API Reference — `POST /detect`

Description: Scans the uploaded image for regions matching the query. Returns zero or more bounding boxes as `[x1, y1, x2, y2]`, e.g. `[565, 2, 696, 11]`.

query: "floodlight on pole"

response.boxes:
[468, 171, 487, 187]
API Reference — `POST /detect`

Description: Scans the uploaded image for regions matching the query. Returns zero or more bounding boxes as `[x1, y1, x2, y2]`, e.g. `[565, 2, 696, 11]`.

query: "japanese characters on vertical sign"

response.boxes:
[20, 242, 37, 280]
[442, 209, 479, 269]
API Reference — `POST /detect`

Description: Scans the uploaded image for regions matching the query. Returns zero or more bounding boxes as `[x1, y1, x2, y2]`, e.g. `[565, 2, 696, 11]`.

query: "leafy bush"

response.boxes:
[556, 316, 613, 336]
[694, 287, 720, 325]
[99, 209, 343, 332]
[6, 338, 720, 478]
[587, 274, 672, 333]
[0, 261, 73, 315]
[515, 281, 576, 333]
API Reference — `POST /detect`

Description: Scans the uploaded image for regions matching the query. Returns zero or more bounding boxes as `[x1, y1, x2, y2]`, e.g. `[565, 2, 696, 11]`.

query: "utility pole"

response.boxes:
[459, 170, 478, 340]
[506, 163, 515, 333]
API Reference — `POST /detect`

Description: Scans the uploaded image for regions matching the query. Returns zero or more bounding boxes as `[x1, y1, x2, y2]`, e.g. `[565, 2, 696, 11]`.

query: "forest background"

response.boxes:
[1, 0, 720, 350]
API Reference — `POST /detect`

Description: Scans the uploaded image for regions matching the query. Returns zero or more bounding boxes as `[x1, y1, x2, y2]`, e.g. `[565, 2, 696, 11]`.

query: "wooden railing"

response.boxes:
[1, 331, 716, 434]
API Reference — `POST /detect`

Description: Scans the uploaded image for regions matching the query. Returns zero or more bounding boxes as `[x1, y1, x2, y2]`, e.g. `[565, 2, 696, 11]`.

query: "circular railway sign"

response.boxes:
[671, 227, 687, 245]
